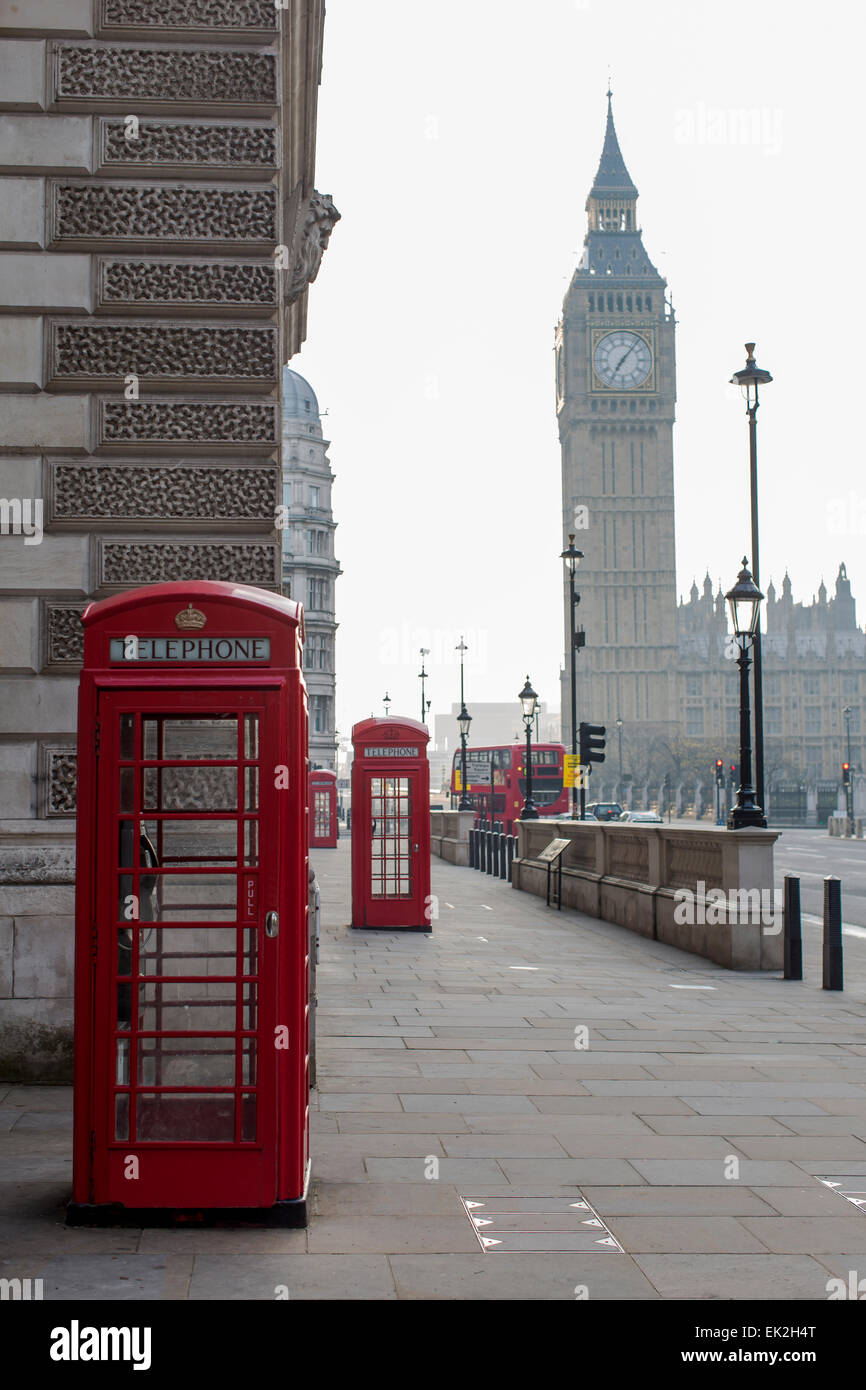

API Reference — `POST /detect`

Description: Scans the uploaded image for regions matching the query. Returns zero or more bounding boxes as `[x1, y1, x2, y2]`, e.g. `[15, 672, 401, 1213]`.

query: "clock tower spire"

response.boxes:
[555, 94, 678, 757]
[586, 91, 639, 234]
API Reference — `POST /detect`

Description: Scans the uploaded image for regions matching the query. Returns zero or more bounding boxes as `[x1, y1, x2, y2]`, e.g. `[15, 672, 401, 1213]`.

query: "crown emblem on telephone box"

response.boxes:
[174, 604, 207, 631]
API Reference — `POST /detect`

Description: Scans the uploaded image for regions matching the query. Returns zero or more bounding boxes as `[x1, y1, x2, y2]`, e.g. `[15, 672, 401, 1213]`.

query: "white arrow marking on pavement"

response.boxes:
[481, 904, 493, 911]
[473, 1217, 493, 1227]
[477, 936, 488, 942]
[595, 1237, 619, 1247]
[569, 1202, 589, 1210]
[582, 1219, 604, 1227]
[481, 1237, 502, 1248]
[465, 1201, 485, 1209]
[446, 903, 455, 909]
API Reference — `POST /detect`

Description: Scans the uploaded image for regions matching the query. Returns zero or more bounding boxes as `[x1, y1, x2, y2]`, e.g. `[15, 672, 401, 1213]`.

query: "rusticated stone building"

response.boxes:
[281, 365, 340, 770]
[0, 1, 338, 1078]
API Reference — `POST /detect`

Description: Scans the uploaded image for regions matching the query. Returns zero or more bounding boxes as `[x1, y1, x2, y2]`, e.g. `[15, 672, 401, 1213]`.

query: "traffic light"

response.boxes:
[579, 722, 606, 766]
[729, 762, 738, 785]
[842, 763, 851, 787]
[715, 759, 724, 787]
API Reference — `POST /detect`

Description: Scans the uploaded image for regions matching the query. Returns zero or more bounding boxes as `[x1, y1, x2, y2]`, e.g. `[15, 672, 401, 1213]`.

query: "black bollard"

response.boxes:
[822, 876, 843, 991]
[507, 835, 515, 883]
[469, 828, 476, 870]
[499, 832, 507, 880]
[783, 874, 802, 981]
[479, 828, 486, 873]
[487, 830, 495, 875]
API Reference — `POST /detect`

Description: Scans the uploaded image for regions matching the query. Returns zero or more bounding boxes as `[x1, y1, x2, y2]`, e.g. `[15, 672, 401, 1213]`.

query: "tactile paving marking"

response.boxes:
[459, 1194, 623, 1254]
[816, 1177, 866, 1212]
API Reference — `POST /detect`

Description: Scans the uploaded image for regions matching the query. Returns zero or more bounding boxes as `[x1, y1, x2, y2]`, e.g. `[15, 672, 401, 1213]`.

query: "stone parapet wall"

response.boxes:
[513, 820, 782, 971]
[430, 810, 474, 868]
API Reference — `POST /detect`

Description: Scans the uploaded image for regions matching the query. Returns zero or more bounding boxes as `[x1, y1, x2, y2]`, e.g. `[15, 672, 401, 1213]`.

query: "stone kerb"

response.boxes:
[430, 809, 474, 867]
[514, 820, 781, 970]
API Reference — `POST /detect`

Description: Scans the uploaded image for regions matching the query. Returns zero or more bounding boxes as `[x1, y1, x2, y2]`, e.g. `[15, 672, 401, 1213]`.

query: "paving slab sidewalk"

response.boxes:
[2, 836, 866, 1300]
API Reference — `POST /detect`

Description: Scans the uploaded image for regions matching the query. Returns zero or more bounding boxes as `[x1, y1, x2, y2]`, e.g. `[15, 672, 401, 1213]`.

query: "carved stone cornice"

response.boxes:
[40, 746, 79, 819]
[51, 42, 278, 115]
[96, 118, 279, 178]
[94, 537, 281, 591]
[47, 458, 278, 528]
[96, 398, 279, 452]
[48, 180, 278, 253]
[96, 258, 277, 316]
[41, 604, 86, 672]
[46, 319, 279, 391]
[96, 0, 278, 44]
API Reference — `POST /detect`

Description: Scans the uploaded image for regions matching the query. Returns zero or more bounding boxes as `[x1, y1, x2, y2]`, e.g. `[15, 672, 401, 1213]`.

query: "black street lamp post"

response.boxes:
[383, 691, 391, 717]
[457, 703, 472, 811]
[419, 648, 430, 726]
[519, 676, 540, 820]
[730, 343, 773, 818]
[843, 705, 854, 831]
[560, 534, 584, 819]
[456, 637, 472, 811]
[726, 559, 766, 830]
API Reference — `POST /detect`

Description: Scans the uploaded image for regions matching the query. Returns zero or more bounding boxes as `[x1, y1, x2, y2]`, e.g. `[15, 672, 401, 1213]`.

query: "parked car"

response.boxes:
[621, 810, 663, 824]
[587, 802, 624, 822]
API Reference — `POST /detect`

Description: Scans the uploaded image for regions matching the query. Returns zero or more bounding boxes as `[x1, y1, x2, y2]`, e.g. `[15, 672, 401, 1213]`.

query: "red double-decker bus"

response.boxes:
[450, 743, 568, 833]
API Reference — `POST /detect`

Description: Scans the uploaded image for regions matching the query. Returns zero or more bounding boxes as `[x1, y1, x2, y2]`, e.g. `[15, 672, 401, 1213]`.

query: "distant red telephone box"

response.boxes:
[309, 769, 338, 848]
[69, 581, 311, 1226]
[351, 717, 431, 931]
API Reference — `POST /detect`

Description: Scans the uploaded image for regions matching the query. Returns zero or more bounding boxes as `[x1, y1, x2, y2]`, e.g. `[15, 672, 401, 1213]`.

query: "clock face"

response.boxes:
[593, 330, 652, 389]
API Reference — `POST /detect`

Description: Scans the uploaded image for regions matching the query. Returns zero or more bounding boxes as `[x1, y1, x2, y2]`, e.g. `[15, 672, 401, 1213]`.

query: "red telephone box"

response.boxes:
[309, 769, 338, 848]
[351, 717, 431, 931]
[69, 581, 311, 1226]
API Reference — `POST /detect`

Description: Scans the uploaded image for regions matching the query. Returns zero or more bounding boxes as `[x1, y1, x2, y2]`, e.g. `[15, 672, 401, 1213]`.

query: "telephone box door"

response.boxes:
[362, 769, 424, 928]
[92, 688, 282, 1209]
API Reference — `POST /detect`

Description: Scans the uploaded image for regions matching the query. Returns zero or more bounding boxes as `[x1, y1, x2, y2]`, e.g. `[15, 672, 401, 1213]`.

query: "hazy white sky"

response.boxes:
[294, 0, 866, 745]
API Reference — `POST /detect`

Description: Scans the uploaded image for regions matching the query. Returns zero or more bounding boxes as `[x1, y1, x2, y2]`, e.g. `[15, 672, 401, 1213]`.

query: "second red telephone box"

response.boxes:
[351, 718, 431, 931]
[309, 769, 338, 848]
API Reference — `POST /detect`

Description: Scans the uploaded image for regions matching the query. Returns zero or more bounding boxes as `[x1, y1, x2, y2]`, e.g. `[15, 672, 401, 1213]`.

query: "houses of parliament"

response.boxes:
[556, 95, 863, 790]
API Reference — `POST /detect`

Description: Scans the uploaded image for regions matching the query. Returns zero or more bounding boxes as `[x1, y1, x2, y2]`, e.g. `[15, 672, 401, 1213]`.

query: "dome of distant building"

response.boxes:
[282, 367, 320, 421]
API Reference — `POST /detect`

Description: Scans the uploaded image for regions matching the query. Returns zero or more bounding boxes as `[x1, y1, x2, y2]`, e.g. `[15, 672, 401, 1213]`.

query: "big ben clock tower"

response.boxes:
[556, 93, 678, 751]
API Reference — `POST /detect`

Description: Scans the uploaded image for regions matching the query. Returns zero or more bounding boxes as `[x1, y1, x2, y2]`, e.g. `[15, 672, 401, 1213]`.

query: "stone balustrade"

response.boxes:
[513, 820, 782, 970]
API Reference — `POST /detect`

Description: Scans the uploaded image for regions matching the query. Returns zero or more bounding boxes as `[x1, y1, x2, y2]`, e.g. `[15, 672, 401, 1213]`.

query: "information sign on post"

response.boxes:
[537, 837, 572, 910]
